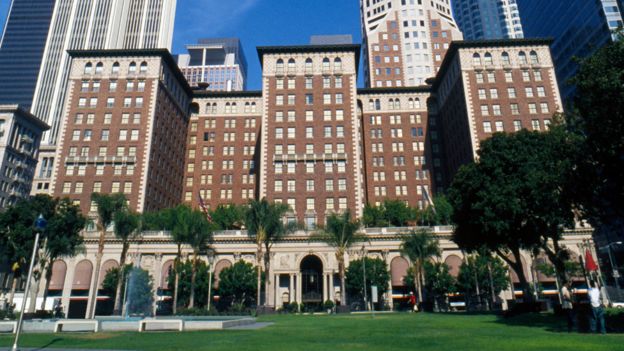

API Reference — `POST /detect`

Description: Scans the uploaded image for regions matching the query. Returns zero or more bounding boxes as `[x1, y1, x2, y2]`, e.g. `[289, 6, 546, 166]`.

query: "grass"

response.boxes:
[0, 313, 620, 351]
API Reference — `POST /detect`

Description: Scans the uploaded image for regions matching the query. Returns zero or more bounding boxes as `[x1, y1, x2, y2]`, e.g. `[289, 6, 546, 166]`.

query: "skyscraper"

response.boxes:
[177, 38, 248, 91]
[452, 0, 524, 40]
[360, 0, 463, 87]
[0, 0, 56, 109]
[515, 0, 624, 103]
[30, 0, 177, 195]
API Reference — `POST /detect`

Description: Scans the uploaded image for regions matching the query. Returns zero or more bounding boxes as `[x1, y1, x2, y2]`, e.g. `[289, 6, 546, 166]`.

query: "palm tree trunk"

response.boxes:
[87, 225, 107, 319]
[8, 274, 17, 308]
[172, 244, 181, 315]
[339, 255, 346, 307]
[415, 264, 423, 304]
[256, 244, 263, 306]
[113, 241, 129, 315]
[189, 252, 198, 308]
[40, 266, 53, 311]
[264, 250, 271, 307]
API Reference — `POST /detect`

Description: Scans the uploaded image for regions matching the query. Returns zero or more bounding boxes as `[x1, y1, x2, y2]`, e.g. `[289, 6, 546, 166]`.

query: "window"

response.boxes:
[528, 103, 538, 114]
[522, 70, 530, 82]
[306, 127, 314, 138]
[490, 88, 498, 99]
[276, 79, 284, 89]
[510, 103, 520, 115]
[519, 51, 528, 64]
[507, 87, 517, 98]
[525, 87, 534, 98]
[130, 130, 139, 141]
[484, 52, 493, 65]
[501, 52, 510, 65]
[107, 97, 115, 108]
[111, 62, 120, 74]
[323, 94, 331, 104]
[123, 97, 132, 107]
[478, 89, 486, 99]
[305, 94, 313, 105]
[480, 105, 489, 116]
[322, 58, 330, 71]
[334, 57, 342, 71]
[305, 58, 313, 72]
[505, 71, 513, 83]
[492, 104, 501, 115]
[306, 180, 315, 192]
[126, 81, 135, 92]
[287, 78, 295, 89]
[530, 51, 539, 64]
[532, 119, 540, 130]
[104, 113, 112, 124]
[335, 93, 343, 104]
[135, 97, 143, 107]
[540, 102, 549, 113]
[513, 120, 522, 131]
[305, 77, 313, 89]
[84, 62, 93, 74]
[275, 180, 283, 192]
[287, 180, 296, 192]
[483, 121, 492, 133]
[537, 86, 546, 97]
[128, 62, 136, 73]
[473, 53, 481, 65]
[495, 121, 504, 132]
[139, 61, 148, 73]
[101, 129, 109, 141]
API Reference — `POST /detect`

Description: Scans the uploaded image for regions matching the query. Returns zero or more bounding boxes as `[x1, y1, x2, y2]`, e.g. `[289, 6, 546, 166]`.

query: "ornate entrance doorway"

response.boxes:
[300, 255, 323, 303]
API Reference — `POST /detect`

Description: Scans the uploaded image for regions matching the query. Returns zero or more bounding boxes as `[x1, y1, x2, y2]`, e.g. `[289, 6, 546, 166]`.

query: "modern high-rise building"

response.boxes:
[30, 0, 177, 195]
[360, 0, 463, 88]
[177, 38, 247, 91]
[515, 0, 624, 103]
[0, 0, 56, 109]
[452, 0, 524, 40]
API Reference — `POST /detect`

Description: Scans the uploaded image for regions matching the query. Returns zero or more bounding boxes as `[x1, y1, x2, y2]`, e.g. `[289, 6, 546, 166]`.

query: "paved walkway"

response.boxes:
[229, 322, 273, 330]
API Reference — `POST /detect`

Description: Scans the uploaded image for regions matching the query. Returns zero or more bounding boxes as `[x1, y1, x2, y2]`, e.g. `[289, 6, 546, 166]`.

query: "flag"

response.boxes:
[585, 249, 598, 272]
[198, 192, 212, 223]
[422, 187, 436, 214]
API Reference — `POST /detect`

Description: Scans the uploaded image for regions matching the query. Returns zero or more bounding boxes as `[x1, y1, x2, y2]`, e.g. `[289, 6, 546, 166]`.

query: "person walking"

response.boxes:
[561, 281, 575, 332]
[588, 281, 606, 334]
[409, 292, 417, 312]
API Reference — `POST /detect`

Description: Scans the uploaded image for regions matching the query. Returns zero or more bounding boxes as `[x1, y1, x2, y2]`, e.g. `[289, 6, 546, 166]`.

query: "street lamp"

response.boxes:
[601, 241, 623, 292]
[207, 251, 216, 311]
[12, 214, 46, 351]
[360, 245, 368, 311]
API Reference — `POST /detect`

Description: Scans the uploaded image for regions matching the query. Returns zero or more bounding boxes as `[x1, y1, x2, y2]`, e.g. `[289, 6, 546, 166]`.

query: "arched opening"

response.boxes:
[111, 62, 120, 74]
[334, 57, 342, 71]
[518, 51, 527, 64]
[98, 259, 119, 290]
[501, 52, 510, 65]
[300, 255, 323, 303]
[444, 255, 462, 278]
[69, 260, 93, 318]
[84, 62, 93, 74]
[305, 58, 313, 72]
[530, 50, 539, 64]
[128, 61, 137, 73]
[213, 259, 232, 289]
[140, 61, 148, 73]
[95, 62, 104, 74]
[160, 260, 174, 289]
[322, 57, 330, 70]
[391, 256, 409, 287]
[484, 52, 493, 65]
[472, 53, 481, 65]
[49, 260, 67, 292]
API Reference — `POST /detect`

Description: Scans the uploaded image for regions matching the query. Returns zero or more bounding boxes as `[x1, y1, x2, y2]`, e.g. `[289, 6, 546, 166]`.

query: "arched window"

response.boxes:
[374, 99, 381, 111]
[395, 98, 401, 109]
[369, 99, 375, 110]
[244, 102, 250, 113]
[95, 62, 103, 74]
[408, 98, 415, 109]
[322, 57, 330, 71]
[276, 59, 284, 73]
[414, 98, 421, 108]
[305, 58, 313, 72]
[287, 58, 296, 71]
[484, 52, 493, 65]
[211, 103, 217, 114]
[389, 99, 395, 110]
[251, 102, 257, 113]
[84, 62, 93, 74]
[128, 61, 137, 73]
[225, 102, 231, 114]
[501, 52, 510, 65]
[111, 62, 120, 74]
[529, 50, 539, 64]
[206, 103, 212, 114]
[231, 102, 237, 113]
[334, 57, 342, 71]
[518, 51, 528, 64]
[473, 53, 481, 65]
[139, 61, 148, 73]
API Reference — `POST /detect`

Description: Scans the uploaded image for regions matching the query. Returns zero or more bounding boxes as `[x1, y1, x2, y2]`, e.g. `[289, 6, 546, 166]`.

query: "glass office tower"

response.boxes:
[516, 0, 624, 104]
[452, 0, 524, 40]
[0, 0, 55, 109]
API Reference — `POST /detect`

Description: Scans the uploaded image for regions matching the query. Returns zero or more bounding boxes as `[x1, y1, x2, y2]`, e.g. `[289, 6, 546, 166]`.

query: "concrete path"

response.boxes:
[229, 322, 273, 330]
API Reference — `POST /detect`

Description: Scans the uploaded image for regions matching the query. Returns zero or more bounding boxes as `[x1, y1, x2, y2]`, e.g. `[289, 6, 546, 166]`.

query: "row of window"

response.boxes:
[191, 132, 257, 144]
[189, 145, 255, 158]
[369, 127, 429, 138]
[479, 102, 550, 116]
[274, 161, 347, 174]
[273, 109, 345, 122]
[373, 184, 430, 197]
[275, 93, 344, 106]
[272, 198, 349, 212]
[80, 80, 145, 93]
[62, 180, 133, 195]
[275, 57, 342, 73]
[274, 143, 348, 155]
[203, 102, 258, 114]
[84, 61, 148, 75]
[184, 189, 254, 202]
[472, 50, 540, 66]
[367, 97, 422, 111]
[370, 141, 431, 153]
[482, 119, 551, 133]
[74, 112, 142, 125]
[372, 155, 440, 167]
[77, 96, 144, 109]
[276, 76, 344, 90]
[65, 163, 135, 176]
[191, 118, 257, 130]
[372, 169, 429, 181]
[275, 125, 346, 139]
[71, 129, 140, 142]
[186, 174, 256, 187]
[477, 86, 547, 100]
[475, 69, 543, 84]
[187, 160, 255, 173]
[67, 145, 138, 158]
[274, 178, 348, 193]
[368, 114, 427, 125]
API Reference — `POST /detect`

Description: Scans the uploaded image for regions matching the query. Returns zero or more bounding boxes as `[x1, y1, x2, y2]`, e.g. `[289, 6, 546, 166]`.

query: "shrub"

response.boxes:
[605, 308, 624, 333]
[323, 300, 335, 311]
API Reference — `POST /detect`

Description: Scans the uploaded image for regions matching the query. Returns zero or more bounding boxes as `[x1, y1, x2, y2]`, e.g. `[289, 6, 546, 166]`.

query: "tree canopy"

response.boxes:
[345, 257, 390, 309]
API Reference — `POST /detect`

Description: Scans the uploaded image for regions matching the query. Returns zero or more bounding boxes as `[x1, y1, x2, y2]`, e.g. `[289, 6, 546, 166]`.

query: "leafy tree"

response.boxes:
[312, 210, 366, 307]
[245, 198, 291, 306]
[210, 204, 245, 230]
[400, 229, 441, 305]
[88, 193, 127, 318]
[103, 265, 154, 316]
[217, 260, 257, 310]
[382, 200, 415, 227]
[569, 32, 624, 246]
[345, 257, 390, 309]
[166, 259, 210, 309]
[457, 253, 509, 310]
[448, 129, 579, 302]
[362, 204, 388, 228]
[432, 195, 453, 226]
[423, 262, 457, 310]
[112, 210, 142, 315]
[182, 209, 214, 308]
[0, 195, 86, 310]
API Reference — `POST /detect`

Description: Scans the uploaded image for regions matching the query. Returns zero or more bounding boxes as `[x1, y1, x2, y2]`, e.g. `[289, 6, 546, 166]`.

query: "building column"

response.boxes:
[322, 274, 328, 302]
[296, 273, 302, 303]
[289, 274, 294, 303]
[61, 258, 76, 317]
[387, 276, 394, 311]
[274, 274, 280, 309]
[153, 254, 163, 316]
[329, 272, 335, 302]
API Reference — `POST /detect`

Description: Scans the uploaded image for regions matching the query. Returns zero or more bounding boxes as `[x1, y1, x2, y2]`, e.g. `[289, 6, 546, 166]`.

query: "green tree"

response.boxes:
[423, 261, 456, 310]
[362, 204, 388, 228]
[217, 260, 257, 310]
[382, 200, 415, 227]
[88, 193, 127, 318]
[432, 195, 453, 226]
[345, 257, 390, 309]
[112, 210, 142, 315]
[103, 265, 154, 316]
[448, 129, 579, 302]
[400, 229, 441, 305]
[457, 253, 509, 310]
[569, 32, 624, 246]
[182, 209, 214, 308]
[210, 204, 245, 230]
[245, 198, 291, 306]
[312, 210, 366, 307]
[166, 259, 210, 309]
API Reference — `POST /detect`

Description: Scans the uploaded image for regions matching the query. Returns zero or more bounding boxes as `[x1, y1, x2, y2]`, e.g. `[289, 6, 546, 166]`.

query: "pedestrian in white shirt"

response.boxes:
[588, 281, 606, 334]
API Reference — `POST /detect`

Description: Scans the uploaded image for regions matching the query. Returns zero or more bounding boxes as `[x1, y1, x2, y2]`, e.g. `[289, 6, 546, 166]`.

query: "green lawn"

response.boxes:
[0, 313, 620, 351]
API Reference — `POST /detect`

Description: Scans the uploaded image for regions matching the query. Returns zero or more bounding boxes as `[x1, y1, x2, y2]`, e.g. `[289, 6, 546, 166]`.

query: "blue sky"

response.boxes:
[0, 0, 363, 90]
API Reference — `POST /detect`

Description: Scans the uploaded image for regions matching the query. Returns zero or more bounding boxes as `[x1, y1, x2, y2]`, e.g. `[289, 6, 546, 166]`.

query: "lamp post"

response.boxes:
[601, 241, 623, 292]
[207, 251, 216, 311]
[12, 214, 46, 351]
[361, 245, 368, 311]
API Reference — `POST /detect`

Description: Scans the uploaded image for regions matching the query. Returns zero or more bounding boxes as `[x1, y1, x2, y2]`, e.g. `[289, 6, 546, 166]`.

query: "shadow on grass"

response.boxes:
[491, 313, 570, 333]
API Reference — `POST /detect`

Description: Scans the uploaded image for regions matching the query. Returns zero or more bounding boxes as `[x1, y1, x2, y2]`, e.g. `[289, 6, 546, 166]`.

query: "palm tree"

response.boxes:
[245, 199, 290, 306]
[183, 208, 214, 308]
[312, 210, 365, 307]
[400, 229, 441, 306]
[88, 193, 127, 319]
[112, 209, 141, 315]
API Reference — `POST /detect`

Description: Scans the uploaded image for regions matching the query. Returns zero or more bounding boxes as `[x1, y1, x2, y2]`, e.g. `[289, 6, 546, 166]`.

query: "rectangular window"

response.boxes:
[483, 121, 492, 133]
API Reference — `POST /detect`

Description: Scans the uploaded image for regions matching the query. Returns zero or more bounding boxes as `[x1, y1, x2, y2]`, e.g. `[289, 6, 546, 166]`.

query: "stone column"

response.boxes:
[322, 274, 328, 302]
[61, 258, 76, 317]
[274, 274, 280, 308]
[329, 272, 335, 301]
[84, 258, 97, 319]
[296, 273, 302, 303]
[289, 274, 294, 303]
[153, 254, 163, 316]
